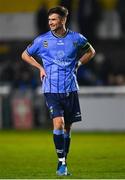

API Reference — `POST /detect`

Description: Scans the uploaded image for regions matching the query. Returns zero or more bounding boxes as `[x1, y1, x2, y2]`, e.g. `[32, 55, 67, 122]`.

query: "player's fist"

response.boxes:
[40, 67, 47, 80]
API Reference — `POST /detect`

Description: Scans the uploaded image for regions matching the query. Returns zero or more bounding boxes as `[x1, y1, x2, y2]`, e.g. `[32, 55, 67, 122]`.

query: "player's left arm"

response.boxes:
[79, 44, 96, 66]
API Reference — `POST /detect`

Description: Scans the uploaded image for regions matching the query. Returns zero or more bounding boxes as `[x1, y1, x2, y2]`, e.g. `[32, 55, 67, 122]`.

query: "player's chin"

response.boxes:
[50, 27, 56, 31]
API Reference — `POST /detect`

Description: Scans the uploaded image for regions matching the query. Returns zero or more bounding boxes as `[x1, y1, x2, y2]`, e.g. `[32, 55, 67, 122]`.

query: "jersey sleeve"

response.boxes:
[77, 33, 91, 58]
[26, 37, 40, 56]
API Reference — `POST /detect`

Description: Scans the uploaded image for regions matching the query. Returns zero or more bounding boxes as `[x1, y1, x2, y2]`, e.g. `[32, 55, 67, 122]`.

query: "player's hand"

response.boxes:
[75, 61, 82, 73]
[39, 67, 47, 80]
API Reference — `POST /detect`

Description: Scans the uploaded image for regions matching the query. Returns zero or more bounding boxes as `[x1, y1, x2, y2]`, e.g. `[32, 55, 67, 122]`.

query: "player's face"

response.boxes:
[48, 13, 65, 31]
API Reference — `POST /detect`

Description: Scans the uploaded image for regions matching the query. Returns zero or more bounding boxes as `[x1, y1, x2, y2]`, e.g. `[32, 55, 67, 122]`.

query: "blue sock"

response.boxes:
[64, 132, 71, 159]
[53, 129, 65, 161]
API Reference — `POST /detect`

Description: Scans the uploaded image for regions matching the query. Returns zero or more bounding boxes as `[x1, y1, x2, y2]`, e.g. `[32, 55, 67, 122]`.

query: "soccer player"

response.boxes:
[21, 6, 96, 176]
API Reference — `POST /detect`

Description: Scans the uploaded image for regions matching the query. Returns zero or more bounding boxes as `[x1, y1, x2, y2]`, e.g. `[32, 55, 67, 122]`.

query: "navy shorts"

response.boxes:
[44, 91, 82, 124]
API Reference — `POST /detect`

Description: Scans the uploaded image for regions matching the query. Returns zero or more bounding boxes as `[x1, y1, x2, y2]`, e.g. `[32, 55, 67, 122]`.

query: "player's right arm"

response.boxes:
[21, 51, 46, 79]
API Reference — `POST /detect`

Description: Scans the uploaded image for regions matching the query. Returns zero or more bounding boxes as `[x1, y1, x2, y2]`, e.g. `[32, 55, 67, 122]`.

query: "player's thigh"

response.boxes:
[44, 93, 64, 119]
[64, 91, 82, 123]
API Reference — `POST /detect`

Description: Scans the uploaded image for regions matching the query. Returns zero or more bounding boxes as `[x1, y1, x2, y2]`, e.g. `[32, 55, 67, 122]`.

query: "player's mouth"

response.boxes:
[50, 25, 55, 28]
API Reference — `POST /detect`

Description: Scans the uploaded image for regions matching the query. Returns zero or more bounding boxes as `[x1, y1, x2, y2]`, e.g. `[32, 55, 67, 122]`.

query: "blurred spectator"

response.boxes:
[96, 0, 122, 39]
[107, 74, 125, 86]
[93, 52, 105, 85]
[117, 0, 125, 38]
[13, 61, 38, 90]
[0, 59, 14, 85]
[100, 49, 125, 86]
[36, 3, 49, 35]
[77, 0, 101, 42]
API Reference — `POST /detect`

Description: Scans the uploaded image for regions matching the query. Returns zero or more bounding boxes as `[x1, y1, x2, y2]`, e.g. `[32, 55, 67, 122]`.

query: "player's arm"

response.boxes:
[21, 51, 46, 79]
[78, 44, 96, 67]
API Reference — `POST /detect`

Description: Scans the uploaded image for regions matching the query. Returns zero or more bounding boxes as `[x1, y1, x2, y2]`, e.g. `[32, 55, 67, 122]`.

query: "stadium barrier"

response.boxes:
[73, 86, 125, 131]
[0, 85, 49, 129]
[11, 90, 34, 129]
[0, 85, 12, 128]
[0, 85, 125, 131]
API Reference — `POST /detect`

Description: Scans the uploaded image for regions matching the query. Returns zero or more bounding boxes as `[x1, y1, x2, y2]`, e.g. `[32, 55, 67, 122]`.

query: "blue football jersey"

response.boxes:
[26, 29, 90, 93]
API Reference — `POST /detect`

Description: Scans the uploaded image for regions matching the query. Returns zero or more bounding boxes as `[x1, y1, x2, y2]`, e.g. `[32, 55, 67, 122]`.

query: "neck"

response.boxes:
[53, 27, 67, 37]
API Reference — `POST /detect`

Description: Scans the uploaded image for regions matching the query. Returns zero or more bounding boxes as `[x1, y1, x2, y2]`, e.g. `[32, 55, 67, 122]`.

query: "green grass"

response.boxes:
[0, 130, 125, 179]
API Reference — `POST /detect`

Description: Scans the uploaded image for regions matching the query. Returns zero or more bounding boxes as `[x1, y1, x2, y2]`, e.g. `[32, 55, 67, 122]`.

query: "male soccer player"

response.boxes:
[21, 6, 95, 176]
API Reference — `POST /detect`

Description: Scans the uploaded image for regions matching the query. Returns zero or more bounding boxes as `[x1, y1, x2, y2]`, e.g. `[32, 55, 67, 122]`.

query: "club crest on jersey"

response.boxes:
[43, 41, 48, 47]
[73, 42, 78, 47]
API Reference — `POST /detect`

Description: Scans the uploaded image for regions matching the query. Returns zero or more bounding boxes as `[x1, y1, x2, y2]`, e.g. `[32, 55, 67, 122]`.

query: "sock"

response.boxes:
[64, 131, 71, 159]
[53, 129, 65, 164]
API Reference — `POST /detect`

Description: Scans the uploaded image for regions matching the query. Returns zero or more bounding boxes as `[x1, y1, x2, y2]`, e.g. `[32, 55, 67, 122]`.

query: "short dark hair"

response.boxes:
[48, 6, 68, 18]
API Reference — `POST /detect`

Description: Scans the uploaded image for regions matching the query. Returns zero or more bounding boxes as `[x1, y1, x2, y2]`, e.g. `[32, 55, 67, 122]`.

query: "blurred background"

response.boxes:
[0, 0, 125, 131]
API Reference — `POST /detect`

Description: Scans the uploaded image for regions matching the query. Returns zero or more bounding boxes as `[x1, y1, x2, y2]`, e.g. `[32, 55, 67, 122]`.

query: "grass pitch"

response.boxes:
[0, 130, 125, 179]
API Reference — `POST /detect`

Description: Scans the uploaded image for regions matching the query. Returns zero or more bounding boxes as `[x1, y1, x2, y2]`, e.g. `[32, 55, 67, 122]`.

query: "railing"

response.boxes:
[79, 86, 125, 95]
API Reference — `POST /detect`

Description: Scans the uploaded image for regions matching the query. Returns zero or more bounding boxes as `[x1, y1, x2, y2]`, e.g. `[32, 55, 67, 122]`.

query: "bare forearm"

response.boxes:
[79, 45, 96, 65]
[21, 51, 42, 71]
[21, 51, 47, 78]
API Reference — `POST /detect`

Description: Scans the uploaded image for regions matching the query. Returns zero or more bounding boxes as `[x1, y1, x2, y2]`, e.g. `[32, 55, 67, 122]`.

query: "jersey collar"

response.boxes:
[51, 29, 69, 38]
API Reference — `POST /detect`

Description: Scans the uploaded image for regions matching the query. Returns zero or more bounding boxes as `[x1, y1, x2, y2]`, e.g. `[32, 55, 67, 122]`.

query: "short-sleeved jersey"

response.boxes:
[26, 29, 90, 93]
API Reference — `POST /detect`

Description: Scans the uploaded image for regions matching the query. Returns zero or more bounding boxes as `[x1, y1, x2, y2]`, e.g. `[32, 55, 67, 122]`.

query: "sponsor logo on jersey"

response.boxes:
[57, 50, 65, 58]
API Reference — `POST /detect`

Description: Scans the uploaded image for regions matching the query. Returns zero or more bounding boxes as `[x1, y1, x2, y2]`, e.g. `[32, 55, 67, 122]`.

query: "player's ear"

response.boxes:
[62, 17, 67, 25]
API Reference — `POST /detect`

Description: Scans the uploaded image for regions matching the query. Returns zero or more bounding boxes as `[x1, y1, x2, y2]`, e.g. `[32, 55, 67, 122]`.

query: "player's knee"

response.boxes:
[53, 117, 64, 130]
